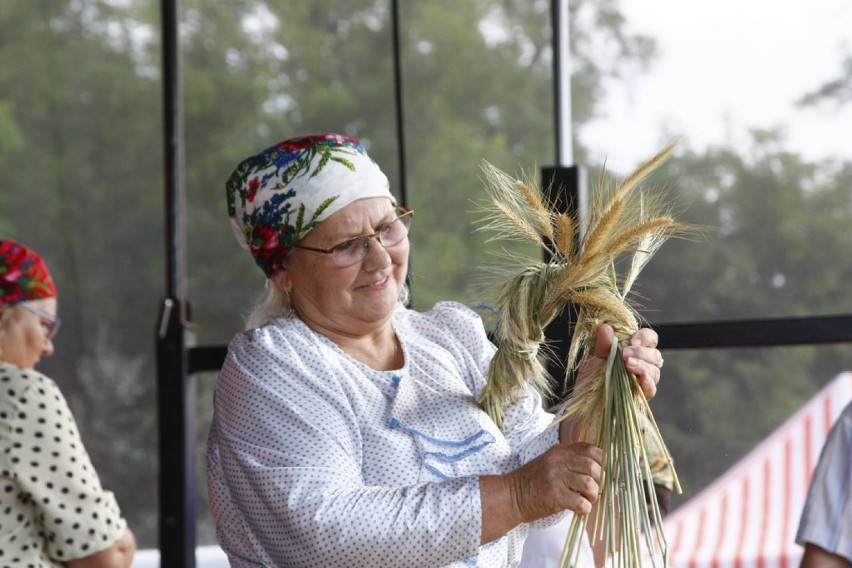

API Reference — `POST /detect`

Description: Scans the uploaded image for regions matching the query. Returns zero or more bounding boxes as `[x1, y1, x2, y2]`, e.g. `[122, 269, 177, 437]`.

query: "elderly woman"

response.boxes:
[0, 239, 136, 568]
[207, 134, 663, 567]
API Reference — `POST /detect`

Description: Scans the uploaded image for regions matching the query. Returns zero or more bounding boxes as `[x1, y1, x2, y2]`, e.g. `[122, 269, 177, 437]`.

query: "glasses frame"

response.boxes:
[18, 302, 62, 340]
[294, 206, 414, 267]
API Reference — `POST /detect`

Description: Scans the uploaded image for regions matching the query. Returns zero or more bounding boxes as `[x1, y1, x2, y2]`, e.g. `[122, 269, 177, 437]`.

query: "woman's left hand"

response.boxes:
[591, 324, 662, 400]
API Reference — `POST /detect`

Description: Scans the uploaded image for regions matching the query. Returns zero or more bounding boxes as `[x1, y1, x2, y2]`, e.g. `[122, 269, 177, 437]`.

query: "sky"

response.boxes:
[580, 0, 852, 170]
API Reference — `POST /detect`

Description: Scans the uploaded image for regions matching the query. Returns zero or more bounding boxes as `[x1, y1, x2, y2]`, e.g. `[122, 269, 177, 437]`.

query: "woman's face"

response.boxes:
[0, 297, 57, 369]
[275, 198, 409, 337]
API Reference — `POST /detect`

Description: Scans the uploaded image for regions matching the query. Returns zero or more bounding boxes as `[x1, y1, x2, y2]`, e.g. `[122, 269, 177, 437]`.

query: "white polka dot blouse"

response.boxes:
[207, 301, 565, 567]
[0, 363, 128, 567]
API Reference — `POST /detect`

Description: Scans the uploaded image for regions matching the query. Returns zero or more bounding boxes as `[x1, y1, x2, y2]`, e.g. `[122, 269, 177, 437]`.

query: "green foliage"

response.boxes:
[634, 136, 852, 503]
[639, 138, 852, 322]
[797, 51, 852, 107]
[0, 0, 163, 544]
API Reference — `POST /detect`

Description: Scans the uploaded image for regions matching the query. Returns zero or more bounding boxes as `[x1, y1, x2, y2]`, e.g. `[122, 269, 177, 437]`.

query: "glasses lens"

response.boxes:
[19, 303, 61, 340]
[46, 318, 61, 340]
[329, 212, 412, 267]
[379, 214, 411, 248]
[331, 237, 369, 267]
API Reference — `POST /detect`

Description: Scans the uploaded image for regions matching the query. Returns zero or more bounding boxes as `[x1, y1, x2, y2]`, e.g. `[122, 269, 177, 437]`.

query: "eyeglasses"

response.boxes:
[18, 302, 62, 340]
[294, 207, 414, 267]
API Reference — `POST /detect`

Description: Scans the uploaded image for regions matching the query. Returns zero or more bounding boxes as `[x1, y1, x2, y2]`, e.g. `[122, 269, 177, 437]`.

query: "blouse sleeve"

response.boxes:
[430, 301, 560, 463]
[207, 328, 482, 567]
[425, 302, 565, 532]
[795, 401, 852, 562]
[2, 370, 127, 562]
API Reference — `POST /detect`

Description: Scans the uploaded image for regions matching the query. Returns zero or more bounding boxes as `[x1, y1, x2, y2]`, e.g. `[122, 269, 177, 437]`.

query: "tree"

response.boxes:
[0, 0, 163, 543]
[797, 51, 852, 108]
[637, 133, 852, 499]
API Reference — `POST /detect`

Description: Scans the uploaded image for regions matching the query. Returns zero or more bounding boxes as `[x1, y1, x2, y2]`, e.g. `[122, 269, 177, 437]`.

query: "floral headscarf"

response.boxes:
[0, 239, 57, 306]
[226, 133, 394, 277]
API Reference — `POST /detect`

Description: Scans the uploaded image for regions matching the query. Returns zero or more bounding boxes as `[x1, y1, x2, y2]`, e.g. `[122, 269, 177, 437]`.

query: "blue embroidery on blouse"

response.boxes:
[392, 421, 492, 448]
[474, 302, 498, 314]
[388, 418, 495, 480]
[462, 539, 500, 565]
[423, 443, 492, 463]
[424, 463, 453, 481]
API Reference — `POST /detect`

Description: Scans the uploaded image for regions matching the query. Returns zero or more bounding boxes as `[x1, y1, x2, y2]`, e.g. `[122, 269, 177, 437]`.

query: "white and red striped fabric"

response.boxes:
[660, 371, 852, 568]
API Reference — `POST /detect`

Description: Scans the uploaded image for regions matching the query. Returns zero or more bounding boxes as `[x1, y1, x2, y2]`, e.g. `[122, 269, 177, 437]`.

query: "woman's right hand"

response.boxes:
[480, 441, 603, 544]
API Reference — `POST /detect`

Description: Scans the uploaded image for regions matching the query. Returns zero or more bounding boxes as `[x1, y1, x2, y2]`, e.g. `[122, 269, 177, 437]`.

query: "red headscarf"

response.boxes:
[0, 239, 57, 306]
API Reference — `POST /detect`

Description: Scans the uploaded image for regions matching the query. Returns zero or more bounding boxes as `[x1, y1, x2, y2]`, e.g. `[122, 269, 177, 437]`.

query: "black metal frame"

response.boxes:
[157, 0, 197, 566]
[155, 1, 852, 566]
[187, 315, 852, 398]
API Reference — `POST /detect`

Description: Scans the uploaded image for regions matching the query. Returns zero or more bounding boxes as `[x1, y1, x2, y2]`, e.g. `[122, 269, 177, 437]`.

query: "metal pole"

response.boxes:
[391, 0, 408, 207]
[391, 0, 415, 302]
[550, 0, 587, 231]
[157, 0, 196, 566]
[552, 0, 573, 167]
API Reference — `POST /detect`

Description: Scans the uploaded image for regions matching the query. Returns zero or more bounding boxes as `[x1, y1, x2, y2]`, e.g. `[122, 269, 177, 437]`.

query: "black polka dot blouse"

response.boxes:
[0, 362, 128, 566]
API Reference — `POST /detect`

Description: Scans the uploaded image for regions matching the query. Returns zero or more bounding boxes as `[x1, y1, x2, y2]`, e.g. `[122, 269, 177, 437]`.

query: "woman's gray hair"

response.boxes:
[244, 279, 411, 331]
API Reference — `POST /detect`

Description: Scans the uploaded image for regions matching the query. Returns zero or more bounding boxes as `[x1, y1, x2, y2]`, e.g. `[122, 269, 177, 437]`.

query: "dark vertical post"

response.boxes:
[543, 0, 586, 401]
[391, 0, 414, 301]
[157, 0, 196, 566]
[541, 166, 585, 400]
[391, 0, 408, 207]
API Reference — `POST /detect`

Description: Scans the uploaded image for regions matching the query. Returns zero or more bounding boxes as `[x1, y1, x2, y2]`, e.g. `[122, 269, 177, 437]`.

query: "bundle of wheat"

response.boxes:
[478, 142, 697, 567]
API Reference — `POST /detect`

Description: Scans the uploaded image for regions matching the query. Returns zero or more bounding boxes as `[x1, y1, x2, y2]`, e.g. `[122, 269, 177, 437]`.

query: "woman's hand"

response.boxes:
[480, 324, 662, 545]
[65, 529, 136, 568]
[560, 325, 662, 444]
[583, 324, 663, 400]
[480, 442, 604, 544]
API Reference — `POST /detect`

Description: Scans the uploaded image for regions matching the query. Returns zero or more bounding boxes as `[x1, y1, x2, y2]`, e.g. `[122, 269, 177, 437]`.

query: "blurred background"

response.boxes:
[1, 0, 850, 552]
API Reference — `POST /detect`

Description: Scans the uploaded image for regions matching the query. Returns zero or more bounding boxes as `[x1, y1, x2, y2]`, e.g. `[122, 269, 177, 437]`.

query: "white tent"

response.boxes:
[661, 371, 852, 568]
